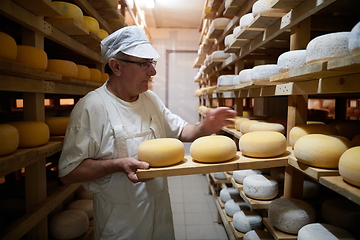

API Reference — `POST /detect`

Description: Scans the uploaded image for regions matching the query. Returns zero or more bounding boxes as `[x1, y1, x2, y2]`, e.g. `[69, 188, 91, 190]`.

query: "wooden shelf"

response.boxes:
[239, 190, 282, 209]
[13, 0, 61, 17]
[319, 176, 360, 205]
[45, 18, 89, 36]
[210, 172, 232, 184]
[263, 218, 297, 240]
[230, 177, 243, 191]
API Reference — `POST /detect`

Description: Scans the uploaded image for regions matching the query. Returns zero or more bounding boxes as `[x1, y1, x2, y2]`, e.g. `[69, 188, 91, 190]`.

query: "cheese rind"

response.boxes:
[243, 174, 278, 200]
[233, 210, 263, 233]
[76, 64, 91, 80]
[249, 122, 285, 134]
[0, 124, 19, 156]
[251, 64, 282, 82]
[83, 16, 100, 35]
[225, 199, 250, 217]
[220, 187, 241, 203]
[52, 1, 83, 23]
[47, 59, 78, 78]
[339, 146, 360, 187]
[9, 121, 50, 148]
[0, 32, 17, 61]
[239, 13, 254, 28]
[243, 229, 274, 240]
[277, 50, 307, 72]
[298, 223, 356, 240]
[89, 68, 102, 82]
[233, 169, 262, 184]
[349, 22, 360, 56]
[66, 199, 93, 219]
[16, 45, 48, 70]
[45, 117, 70, 136]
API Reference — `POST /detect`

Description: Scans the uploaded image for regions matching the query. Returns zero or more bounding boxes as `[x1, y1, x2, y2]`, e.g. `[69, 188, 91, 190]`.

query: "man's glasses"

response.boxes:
[116, 58, 157, 70]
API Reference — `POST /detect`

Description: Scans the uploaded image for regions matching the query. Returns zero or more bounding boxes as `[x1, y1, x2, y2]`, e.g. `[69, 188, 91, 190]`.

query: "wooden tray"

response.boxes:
[136, 149, 292, 179]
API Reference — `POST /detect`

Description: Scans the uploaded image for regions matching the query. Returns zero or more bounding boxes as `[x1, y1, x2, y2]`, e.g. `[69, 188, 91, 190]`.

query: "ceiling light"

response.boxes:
[145, 0, 155, 8]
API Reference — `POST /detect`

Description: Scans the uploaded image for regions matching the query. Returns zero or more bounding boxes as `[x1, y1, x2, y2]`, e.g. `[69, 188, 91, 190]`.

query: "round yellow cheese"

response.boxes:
[339, 146, 360, 187]
[101, 72, 109, 83]
[0, 32, 17, 61]
[83, 16, 100, 35]
[329, 120, 360, 140]
[352, 134, 360, 146]
[52, 1, 83, 23]
[249, 122, 285, 134]
[9, 121, 50, 148]
[226, 118, 236, 128]
[294, 134, 352, 169]
[108, 0, 118, 9]
[16, 45, 48, 70]
[76, 64, 90, 80]
[289, 123, 339, 147]
[240, 120, 260, 134]
[45, 117, 70, 136]
[235, 117, 250, 131]
[190, 135, 237, 163]
[47, 59, 78, 78]
[89, 68, 102, 82]
[138, 138, 184, 167]
[107, 16, 126, 30]
[0, 124, 19, 156]
[66, 199, 93, 219]
[98, 29, 109, 40]
[239, 131, 287, 158]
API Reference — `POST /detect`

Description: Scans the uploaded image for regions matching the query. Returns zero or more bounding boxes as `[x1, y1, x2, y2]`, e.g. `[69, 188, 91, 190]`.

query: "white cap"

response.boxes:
[100, 26, 160, 64]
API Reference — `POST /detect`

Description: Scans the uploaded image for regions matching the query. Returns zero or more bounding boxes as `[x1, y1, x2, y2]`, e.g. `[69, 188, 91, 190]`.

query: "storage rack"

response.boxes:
[195, 0, 360, 239]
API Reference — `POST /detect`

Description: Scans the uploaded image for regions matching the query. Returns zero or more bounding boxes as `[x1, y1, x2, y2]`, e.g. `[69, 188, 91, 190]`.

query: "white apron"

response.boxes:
[93, 87, 175, 240]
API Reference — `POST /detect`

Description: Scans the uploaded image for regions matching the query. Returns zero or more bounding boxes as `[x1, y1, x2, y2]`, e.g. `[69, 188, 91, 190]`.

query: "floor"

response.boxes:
[168, 174, 229, 240]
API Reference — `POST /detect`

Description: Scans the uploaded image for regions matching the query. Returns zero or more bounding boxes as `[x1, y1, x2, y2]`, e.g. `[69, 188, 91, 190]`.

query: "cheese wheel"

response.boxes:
[349, 21, 360, 55]
[239, 131, 287, 158]
[306, 32, 351, 64]
[76, 189, 93, 200]
[83, 16, 100, 35]
[89, 68, 102, 82]
[0, 32, 17, 61]
[352, 134, 360, 146]
[213, 172, 227, 179]
[235, 117, 250, 131]
[252, 0, 287, 17]
[138, 138, 184, 167]
[211, 50, 231, 59]
[268, 198, 315, 234]
[224, 34, 235, 47]
[238, 69, 253, 83]
[49, 210, 89, 240]
[289, 123, 339, 147]
[329, 120, 360, 140]
[277, 50, 307, 72]
[243, 174, 278, 200]
[107, 16, 126, 30]
[233, 210, 263, 233]
[47, 59, 78, 78]
[339, 146, 360, 187]
[190, 135, 237, 163]
[294, 134, 352, 169]
[0, 124, 19, 156]
[219, 187, 242, 203]
[298, 223, 356, 240]
[16, 45, 48, 70]
[45, 117, 70, 135]
[239, 13, 254, 28]
[243, 230, 274, 240]
[98, 29, 109, 40]
[249, 122, 285, 134]
[211, 17, 231, 28]
[76, 64, 91, 80]
[233, 26, 241, 36]
[52, 1, 83, 23]
[233, 169, 262, 184]
[225, 199, 250, 217]
[9, 121, 50, 148]
[66, 199, 93, 219]
[240, 120, 260, 134]
[251, 64, 282, 82]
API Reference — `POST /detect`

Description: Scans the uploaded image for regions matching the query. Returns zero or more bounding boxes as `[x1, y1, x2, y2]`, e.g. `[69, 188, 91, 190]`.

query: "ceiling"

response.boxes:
[128, 0, 206, 29]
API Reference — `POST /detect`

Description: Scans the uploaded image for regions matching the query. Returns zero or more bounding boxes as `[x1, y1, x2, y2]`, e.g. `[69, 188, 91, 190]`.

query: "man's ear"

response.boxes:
[108, 58, 122, 76]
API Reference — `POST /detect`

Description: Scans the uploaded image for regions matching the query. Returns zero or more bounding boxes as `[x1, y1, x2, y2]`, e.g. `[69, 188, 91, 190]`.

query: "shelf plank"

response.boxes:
[87, 0, 119, 19]
[250, 12, 288, 29]
[240, 190, 282, 209]
[221, 127, 242, 139]
[319, 176, 360, 205]
[210, 172, 232, 184]
[55, 77, 102, 87]
[234, 26, 265, 40]
[13, 0, 61, 17]
[271, 0, 306, 10]
[263, 218, 297, 240]
[231, 177, 243, 191]
[45, 18, 89, 36]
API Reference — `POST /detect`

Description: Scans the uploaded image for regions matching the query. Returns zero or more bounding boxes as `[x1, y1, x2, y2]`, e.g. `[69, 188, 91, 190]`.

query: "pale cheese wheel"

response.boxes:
[268, 198, 315, 234]
[252, 0, 287, 17]
[235, 117, 250, 131]
[224, 34, 235, 47]
[251, 64, 282, 82]
[76, 64, 91, 80]
[225, 199, 250, 217]
[233, 26, 241, 36]
[211, 50, 231, 59]
[213, 172, 227, 180]
[349, 21, 360, 55]
[233, 210, 263, 233]
[0, 32, 17, 61]
[66, 199, 93, 219]
[47, 59, 78, 78]
[83, 16, 100, 35]
[329, 120, 360, 140]
[138, 138, 184, 167]
[212, 17, 231, 28]
[298, 223, 356, 240]
[243, 174, 278, 200]
[190, 135, 237, 163]
[239, 13, 254, 28]
[352, 134, 360, 146]
[239, 131, 287, 158]
[233, 75, 241, 85]
[294, 134, 352, 169]
[98, 29, 109, 40]
[249, 122, 285, 134]
[233, 169, 262, 184]
[45, 117, 70, 136]
[240, 120, 260, 134]
[243, 229, 274, 240]
[52, 1, 83, 23]
[16, 45, 48, 70]
[306, 32, 351, 64]
[89, 68, 102, 82]
[289, 123, 339, 147]
[219, 187, 242, 203]
[0, 124, 19, 156]
[277, 50, 307, 72]
[49, 209, 89, 240]
[9, 121, 50, 148]
[339, 146, 360, 187]
[239, 68, 253, 83]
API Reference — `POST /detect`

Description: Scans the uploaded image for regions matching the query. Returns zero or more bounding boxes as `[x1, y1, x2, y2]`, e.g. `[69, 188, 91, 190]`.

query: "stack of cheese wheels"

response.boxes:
[233, 169, 262, 184]
[277, 50, 307, 72]
[235, 117, 250, 131]
[219, 187, 242, 203]
[89, 68, 102, 82]
[269, 197, 315, 234]
[225, 199, 250, 217]
[233, 210, 263, 233]
[240, 120, 260, 134]
[45, 117, 70, 135]
[239, 13, 254, 28]
[288, 123, 338, 148]
[47, 59, 78, 78]
[321, 198, 360, 237]
[0, 124, 19, 156]
[76, 64, 91, 81]
[249, 122, 285, 134]
[305, 32, 351, 64]
[190, 135, 237, 163]
[137, 138, 184, 167]
[16, 45, 48, 70]
[298, 223, 356, 240]
[338, 146, 360, 187]
[9, 121, 50, 148]
[0, 32, 17, 61]
[52, 1, 84, 23]
[294, 134, 352, 169]
[243, 230, 274, 240]
[66, 199, 93, 219]
[83, 16, 100, 36]
[252, 0, 287, 17]
[49, 209, 89, 240]
[239, 131, 287, 158]
[243, 174, 278, 200]
[251, 64, 282, 83]
[349, 21, 360, 55]
[238, 68, 253, 83]
[329, 120, 360, 140]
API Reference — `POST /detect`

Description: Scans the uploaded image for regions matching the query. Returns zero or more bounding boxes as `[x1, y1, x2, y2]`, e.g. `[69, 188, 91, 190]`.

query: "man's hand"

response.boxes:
[118, 158, 152, 183]
[202, 107, 237, 134]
